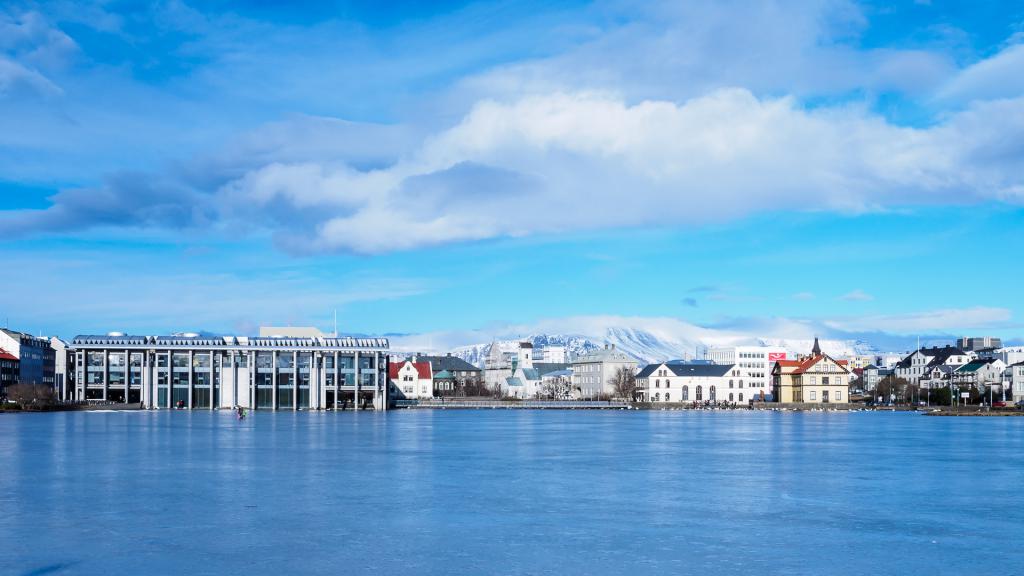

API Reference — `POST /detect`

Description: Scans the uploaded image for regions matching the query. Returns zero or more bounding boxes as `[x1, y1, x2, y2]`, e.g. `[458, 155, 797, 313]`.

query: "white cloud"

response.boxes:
[3, 1, 1024, 256]
[839, 289, 874, 301]
[792, 292, 816, 301]
[938, 42, 1024, 103]
[210, 85, 1024, 253]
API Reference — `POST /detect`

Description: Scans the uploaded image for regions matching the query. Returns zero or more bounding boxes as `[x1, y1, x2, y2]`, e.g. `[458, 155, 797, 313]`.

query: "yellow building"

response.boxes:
[772, 338, 850, 404]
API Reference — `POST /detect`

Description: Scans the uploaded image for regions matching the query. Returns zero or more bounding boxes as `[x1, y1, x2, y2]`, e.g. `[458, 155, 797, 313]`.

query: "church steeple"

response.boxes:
[811, 337, 822, 356]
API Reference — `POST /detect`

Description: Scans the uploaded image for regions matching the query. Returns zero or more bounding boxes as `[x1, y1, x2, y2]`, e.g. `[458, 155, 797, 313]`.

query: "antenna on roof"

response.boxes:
[333, 309, 338, 338]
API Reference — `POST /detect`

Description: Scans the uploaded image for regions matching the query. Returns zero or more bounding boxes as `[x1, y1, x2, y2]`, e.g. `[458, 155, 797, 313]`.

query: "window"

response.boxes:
[665, 393, 670, 402]
[810, 391, 817, 401]
[729, 379, 734, 388]
[729, 393, 734, 401]
[739, 393, 744, 402]
[836, 391, 842, 401]
[709, 385, 716, 402]
[696, 386, 703, 401]
[682, 385, 689, 401]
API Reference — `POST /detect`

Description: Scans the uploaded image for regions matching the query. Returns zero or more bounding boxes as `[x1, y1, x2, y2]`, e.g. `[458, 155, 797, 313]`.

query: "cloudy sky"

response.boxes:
[1, 0, 1023, 344]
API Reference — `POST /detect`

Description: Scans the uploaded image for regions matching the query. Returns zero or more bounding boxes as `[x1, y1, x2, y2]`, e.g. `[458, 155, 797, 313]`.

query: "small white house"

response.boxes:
[389, 360, 433, 400]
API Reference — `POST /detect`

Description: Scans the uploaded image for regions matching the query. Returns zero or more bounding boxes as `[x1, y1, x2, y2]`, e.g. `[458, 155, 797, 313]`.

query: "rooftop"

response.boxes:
[72, 334, 389, 349]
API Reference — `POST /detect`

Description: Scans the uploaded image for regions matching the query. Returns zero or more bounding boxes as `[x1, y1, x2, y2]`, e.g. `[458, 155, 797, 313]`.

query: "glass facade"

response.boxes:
[71, 336, 386, 410]
[278, 373, 294, 408]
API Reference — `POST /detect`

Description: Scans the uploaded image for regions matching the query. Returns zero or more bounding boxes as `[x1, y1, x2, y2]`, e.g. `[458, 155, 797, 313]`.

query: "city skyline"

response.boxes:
[2, 1, 1024, 344]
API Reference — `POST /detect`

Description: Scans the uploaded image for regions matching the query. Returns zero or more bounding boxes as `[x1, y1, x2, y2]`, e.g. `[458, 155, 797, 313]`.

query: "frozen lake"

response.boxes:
[1, 410, 1022, 575]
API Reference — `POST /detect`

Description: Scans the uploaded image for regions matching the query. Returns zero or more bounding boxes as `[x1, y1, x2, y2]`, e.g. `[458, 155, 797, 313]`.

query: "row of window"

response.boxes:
[83, 351, 375, 370]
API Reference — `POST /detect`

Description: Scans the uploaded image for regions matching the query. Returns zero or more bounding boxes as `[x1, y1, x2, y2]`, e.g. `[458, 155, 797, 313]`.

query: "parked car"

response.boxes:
[993, 401, 1008, 408]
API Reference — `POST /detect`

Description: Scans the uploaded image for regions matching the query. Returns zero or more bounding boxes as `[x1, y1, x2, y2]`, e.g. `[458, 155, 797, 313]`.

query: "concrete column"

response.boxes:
[248, 351, 255, 409]
[231, 352, 238, 408]
[333, 351, 339, 410]
[142, 351, 150, 408]
[313, 353, 321, 410]
[272, 351, 278, 410]
[124, 348, 130, 403]
[188, 350, 194, 409]
[293, 350, 298, 412]
[102, 349, 109, 401]
[372, 352, 380, 410]
[210, 349, 216, 411]
[354, 351, 360, 410]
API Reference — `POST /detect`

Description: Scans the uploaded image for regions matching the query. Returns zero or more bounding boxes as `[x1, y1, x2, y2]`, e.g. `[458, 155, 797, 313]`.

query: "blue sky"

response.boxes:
[2, 0, 1023, 347]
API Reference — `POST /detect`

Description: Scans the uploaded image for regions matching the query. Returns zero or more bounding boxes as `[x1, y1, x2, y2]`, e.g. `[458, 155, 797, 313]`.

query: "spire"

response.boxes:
[811, 337, 821, 356]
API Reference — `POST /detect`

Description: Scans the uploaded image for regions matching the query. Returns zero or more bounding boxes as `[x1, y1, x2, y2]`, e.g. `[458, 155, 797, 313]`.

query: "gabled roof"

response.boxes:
[434, 370, 454, 379]
[637, 363, 733, 378]
[388, 360, 431, 380]
[533, 362, 570, 376]
[775, 354, 848, 375]
[956, 358, 998, 373]
[414, 355, 482, 373]
[543, 369, 573, 378]
[0, 349, 17, 361]
[506, 377, 523, 387]
[520, 368, 540, 381]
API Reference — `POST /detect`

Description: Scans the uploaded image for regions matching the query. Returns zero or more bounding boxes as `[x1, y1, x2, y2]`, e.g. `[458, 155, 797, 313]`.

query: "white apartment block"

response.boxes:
[536, 345, 567, 364]
[705, 346, 787, 401]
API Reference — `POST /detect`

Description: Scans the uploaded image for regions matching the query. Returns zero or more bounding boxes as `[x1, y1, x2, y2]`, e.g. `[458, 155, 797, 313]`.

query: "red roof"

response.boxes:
[774, 355, 848, 374]
[0, 349, 16, 361]
[388, 360, 431, 380]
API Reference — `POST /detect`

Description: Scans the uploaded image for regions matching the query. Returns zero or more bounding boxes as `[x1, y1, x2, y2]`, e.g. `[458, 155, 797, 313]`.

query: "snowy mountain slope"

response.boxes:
[387, 315, 882, 366]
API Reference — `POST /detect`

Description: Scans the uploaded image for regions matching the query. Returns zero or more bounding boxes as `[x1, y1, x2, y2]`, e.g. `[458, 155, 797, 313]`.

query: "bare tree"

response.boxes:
[608, 367, 637, 401]
[7, 384, 57, 410]
[539, 377, 573, 400]
[457, 376, 489, 398]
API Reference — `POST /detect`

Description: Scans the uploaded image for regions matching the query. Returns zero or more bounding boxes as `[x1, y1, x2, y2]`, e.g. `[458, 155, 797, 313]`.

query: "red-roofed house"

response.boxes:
[388, 359, 433, 399]
[772, 338, 851, 404]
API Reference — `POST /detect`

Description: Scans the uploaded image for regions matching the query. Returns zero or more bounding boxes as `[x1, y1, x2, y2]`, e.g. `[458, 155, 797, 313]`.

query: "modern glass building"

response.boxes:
[70, 333, 390, 410]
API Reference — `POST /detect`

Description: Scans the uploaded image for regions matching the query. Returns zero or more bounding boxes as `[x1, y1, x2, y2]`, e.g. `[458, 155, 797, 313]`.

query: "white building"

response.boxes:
[483, 341, 529, 392]
[705, 346, 787, 401]
[896, 346, 971, 385]
[953, 358, 1006, 390]
[536, 345, 567, 364]
[636, 362, 738, 403]
[571, 344, 637, 398]
[71, 330, 390, 410]
[840, 355, 877, 371]
[501, 344, 571, 398]
[1006, 362, 1024, 403]
[874, 353, 904, 369]
[50, 337, 73, 400]
[991, 347, 1024, 366]
[388, 359, 433, 399]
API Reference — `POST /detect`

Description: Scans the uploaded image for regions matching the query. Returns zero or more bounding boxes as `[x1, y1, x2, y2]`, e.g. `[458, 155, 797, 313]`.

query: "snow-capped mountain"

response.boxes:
[388, 315, 884, 367]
